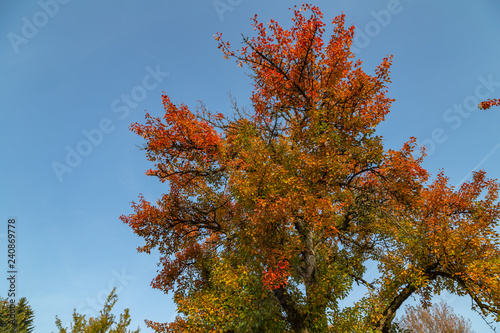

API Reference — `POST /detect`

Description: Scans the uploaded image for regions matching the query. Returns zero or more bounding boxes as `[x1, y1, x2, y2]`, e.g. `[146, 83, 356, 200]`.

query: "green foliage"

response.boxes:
[54, 288, 140, 333]
[0, 297, 35, 333]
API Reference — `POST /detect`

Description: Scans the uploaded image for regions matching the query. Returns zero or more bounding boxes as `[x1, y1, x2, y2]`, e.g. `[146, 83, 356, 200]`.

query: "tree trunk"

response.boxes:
[375, 283, 417, 333]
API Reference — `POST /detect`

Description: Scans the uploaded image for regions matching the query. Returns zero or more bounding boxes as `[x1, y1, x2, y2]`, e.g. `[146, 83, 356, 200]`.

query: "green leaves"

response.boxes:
[54, 288, 140, 333]
[0, 297, 35, 333]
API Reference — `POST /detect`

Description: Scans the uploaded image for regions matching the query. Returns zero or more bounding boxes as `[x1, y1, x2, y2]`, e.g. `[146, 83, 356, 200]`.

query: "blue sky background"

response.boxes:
[1, 0, 500, 332]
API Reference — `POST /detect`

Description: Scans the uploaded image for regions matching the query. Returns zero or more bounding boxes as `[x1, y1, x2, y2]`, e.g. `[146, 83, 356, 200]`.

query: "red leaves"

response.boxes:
[263, 259, 290, 290]
[129, 95, 223, 196]
[215, 5, 393, 142]
[131, 95, 221, 165]
[152, 243, 203, 293]
[479, 98, 500, 110]
[216, 4, 327, 115]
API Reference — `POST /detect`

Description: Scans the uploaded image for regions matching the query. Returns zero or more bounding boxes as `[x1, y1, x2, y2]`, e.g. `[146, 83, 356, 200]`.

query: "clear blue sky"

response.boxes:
[1, 0, 500, 332]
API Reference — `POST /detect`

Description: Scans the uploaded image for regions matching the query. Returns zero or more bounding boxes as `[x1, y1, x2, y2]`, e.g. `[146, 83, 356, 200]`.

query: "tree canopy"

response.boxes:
[121, 4, 500, 332]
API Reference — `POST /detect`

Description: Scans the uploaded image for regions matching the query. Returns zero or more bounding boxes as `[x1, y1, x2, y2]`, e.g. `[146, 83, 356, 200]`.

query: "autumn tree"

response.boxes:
[396, 299, 474, 333]
[54, 288, 140, 333]
[121, 4, 500, 332]
[0, 297, 35, 333]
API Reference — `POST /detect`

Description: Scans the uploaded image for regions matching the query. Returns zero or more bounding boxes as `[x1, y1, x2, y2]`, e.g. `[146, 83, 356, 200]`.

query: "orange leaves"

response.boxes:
[478, 98, 500, 110]
[214, 5, 393, 144]
[373, 166, 500, 323]
[129, 95, 224, 203]
[214, 5, 329, 117]
[420, 170, 500, 249]
[214, 32, 233, 60]
[152, 243, 203, 293]
[130, 95, 221, 168]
